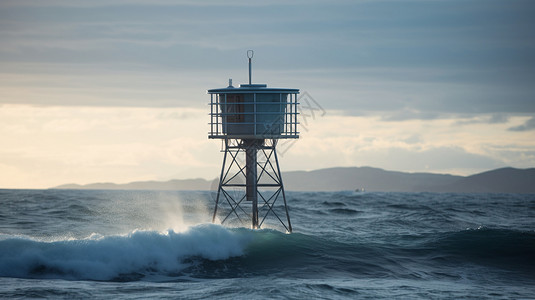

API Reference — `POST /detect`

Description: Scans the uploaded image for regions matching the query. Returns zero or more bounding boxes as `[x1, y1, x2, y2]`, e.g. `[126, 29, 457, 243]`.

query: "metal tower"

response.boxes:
[208, 51, 299, 232]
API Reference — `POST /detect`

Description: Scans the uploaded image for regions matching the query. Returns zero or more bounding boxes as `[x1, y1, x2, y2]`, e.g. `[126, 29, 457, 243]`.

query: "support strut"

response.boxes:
[212, 138, 292, 232]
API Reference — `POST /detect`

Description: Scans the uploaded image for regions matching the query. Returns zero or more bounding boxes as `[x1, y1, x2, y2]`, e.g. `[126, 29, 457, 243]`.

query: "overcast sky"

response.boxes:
[1, 0, 534, 188]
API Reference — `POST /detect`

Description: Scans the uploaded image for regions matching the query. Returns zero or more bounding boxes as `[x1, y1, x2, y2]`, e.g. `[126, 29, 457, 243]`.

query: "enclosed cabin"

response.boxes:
[208, 82, 299, 139]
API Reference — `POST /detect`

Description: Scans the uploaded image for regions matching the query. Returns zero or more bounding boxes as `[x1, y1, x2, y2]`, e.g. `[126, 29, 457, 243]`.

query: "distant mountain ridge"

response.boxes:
[435, 167, 535, 193]
[52, 167, 535, 193]
[55, 178, 212, 191]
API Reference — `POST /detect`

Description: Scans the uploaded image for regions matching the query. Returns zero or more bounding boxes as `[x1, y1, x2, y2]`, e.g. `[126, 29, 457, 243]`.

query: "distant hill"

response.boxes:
[434, 167, 535, 193]
[283, 167, 462, 192]
[283, 166, 535, 193]
[54, 178, 213, 191]
[52, 166, 535, 193]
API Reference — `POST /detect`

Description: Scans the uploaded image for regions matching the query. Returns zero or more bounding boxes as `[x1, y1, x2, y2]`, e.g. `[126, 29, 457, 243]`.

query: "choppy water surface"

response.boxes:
[0, 189, 534, 299]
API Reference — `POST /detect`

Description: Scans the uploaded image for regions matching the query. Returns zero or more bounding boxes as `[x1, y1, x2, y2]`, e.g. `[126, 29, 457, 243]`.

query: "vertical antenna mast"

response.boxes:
[247, 50, 254, 85]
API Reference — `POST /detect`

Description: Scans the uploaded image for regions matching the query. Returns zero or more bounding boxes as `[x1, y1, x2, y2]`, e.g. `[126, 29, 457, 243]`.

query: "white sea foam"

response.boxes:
[0, 224, 251, 280]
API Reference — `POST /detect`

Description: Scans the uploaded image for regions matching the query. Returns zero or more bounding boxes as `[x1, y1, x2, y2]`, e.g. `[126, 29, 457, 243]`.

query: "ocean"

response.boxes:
[0, 189, 534, 299]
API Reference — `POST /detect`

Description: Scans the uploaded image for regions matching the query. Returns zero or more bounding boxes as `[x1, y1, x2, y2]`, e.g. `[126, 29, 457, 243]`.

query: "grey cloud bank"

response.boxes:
[1, 0, 534, 116]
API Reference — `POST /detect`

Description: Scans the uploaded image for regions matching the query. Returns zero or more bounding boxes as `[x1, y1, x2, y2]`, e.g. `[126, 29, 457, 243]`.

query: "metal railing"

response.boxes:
[209, 92, 299, 139]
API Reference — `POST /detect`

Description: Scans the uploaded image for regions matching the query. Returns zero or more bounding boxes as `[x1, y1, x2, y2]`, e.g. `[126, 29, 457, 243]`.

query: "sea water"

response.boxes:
[0, 189, 533, 299]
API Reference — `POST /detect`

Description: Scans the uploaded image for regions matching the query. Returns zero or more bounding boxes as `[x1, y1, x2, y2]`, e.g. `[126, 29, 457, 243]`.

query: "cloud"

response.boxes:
[454, 114, 510, 126]
[508, 116, 535, 131]
[1, 105, 535, 188]
[371, 146, 503, 173]
[403, 134, 422, 144]
[0, 105, 218, 188]
[1, 0, 534, 115]
[380, 109, 440, 122]
[276, 112, 535, 174]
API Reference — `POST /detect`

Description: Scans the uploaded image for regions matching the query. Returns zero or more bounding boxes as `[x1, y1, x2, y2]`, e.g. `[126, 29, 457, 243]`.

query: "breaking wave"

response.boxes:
[0, 224, 251, 281]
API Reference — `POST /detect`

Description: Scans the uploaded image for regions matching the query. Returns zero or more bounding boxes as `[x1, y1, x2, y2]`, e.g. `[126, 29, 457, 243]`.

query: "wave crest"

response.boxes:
[0, 224, 251, 281]
[427, 227, 535, 270]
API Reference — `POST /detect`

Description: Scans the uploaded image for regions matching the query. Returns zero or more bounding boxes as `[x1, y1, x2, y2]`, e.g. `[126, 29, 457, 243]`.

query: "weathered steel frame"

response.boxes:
[212, 138, 292, 233]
